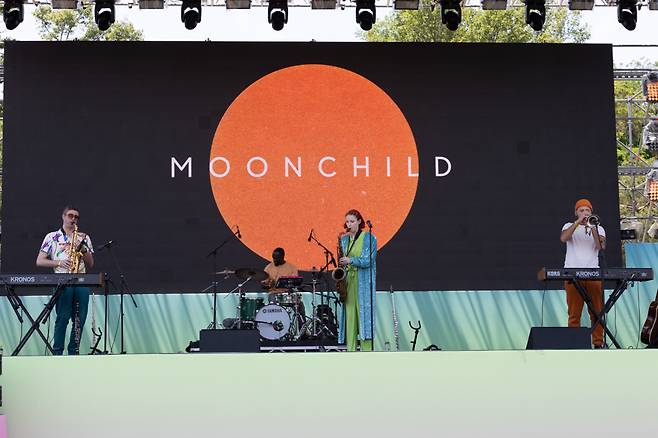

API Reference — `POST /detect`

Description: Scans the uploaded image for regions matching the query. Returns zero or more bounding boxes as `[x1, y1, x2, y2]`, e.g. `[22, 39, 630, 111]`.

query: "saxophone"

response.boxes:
[68, 225, 83, 275]
[332, 234, 348, 302]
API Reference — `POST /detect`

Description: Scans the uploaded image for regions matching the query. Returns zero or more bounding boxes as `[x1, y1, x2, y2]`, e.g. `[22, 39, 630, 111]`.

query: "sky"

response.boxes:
[2, 4, 658, 66]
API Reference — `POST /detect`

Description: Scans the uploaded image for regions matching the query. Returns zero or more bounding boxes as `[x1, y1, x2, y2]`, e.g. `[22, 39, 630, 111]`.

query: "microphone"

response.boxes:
[96, 240, 114, 252]
[366, 220, 373, 228]
[235, 225, 242, 239]
[307, 228, 314, 242]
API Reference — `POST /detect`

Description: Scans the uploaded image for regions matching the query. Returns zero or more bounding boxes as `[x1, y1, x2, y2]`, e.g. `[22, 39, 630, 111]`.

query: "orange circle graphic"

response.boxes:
[210, 64, 418, 270]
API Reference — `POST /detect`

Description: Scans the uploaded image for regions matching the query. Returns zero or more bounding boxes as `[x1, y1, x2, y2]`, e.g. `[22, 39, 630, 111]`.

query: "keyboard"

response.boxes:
[537, 267, 653, 282]
[0, 273, 104, 287]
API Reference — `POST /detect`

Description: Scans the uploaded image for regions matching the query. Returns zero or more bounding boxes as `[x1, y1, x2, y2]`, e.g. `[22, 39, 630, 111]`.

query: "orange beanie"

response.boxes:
[575, 199, 593, 211]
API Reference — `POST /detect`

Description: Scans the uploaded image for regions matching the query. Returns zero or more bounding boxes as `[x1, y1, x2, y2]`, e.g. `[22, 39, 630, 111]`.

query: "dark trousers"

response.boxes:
[53, 286, 90, 355]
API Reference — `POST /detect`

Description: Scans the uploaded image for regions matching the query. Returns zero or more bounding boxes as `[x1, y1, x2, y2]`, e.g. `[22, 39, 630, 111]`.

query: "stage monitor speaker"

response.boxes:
[199, 329, 260, 353]
[526, 327, 592, 350]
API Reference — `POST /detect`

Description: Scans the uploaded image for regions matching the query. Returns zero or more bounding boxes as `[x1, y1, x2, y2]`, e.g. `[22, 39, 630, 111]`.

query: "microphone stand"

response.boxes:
[309, 232, 339, 307]
[103, 272, 110, 353]
[594, 220, 609, 348]
[309, 233, 340, 349]
[206, 228, 241, 330]
[103, 241, 138, 354]
[368, 221, 374, 352]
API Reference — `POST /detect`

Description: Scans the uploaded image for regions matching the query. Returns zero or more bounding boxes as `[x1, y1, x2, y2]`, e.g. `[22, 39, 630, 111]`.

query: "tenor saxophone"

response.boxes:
[68, 225, 83, 274]
[332, 234, 348, 302]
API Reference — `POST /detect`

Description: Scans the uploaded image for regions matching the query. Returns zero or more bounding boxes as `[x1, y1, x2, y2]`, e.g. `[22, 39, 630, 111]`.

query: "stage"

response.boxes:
[1, 40, 657, 437]
[1, 350, 657, 438]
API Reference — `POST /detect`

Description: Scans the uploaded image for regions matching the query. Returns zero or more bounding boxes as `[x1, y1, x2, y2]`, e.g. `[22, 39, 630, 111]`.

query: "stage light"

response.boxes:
[52, 0, 78, 8]
[226, 0, 251, 8]
[311, 0, 336, 9]
[94, 0, 115, 31]
[644, 120, 658, 153]
[568, 0, 594, 10]
[268, 0, 288, 31]
[525, 0, 546, 31]
[642, 72, 658, 102]
[620, 220, 642, 240]
[394, 0, 419, 9]
[138, 0, 164, 9]
[3, 0, 23, 30]
[645, 162, 658, 202]
[181, 0, 201, 30]
[440, 0, 462, 31]
[617, 0, 637, 31]
[481, 0, 507, 10]
[356, 0, 376, 31]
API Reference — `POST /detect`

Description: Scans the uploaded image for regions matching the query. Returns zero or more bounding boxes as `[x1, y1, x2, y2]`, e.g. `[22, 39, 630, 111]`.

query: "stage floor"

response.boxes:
[2, 349, 658, 437]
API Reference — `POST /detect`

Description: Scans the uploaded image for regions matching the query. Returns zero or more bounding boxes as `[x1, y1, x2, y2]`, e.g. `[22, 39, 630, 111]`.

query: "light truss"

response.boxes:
[21, 0, 655, 8]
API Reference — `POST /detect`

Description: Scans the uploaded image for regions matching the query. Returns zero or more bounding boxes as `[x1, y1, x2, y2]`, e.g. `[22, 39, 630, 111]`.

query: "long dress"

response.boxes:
[338, 231, 377, 351]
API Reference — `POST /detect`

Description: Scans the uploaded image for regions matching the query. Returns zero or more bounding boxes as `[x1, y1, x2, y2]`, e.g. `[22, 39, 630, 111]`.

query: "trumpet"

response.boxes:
[587, 215, 600, 227]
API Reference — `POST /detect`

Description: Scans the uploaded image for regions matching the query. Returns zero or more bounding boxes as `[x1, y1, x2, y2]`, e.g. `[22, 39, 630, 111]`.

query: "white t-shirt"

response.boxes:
[562, 222, 606, 268]
[40, 228, 94, 273]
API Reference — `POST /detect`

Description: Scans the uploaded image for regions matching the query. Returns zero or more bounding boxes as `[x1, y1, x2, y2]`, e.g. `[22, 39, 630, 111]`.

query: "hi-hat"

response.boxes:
[235, 268, 268, 282]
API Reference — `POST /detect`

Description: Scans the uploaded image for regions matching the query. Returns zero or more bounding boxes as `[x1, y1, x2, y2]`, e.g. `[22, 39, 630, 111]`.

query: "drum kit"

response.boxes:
[215, 268, 338, 342]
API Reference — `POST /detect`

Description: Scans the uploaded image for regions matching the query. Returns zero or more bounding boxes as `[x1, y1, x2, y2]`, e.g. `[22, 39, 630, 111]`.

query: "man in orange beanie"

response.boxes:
[560, 199, 607, 348]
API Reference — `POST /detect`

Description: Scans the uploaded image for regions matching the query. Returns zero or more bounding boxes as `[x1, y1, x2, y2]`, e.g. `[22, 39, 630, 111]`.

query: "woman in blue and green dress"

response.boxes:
[338, 209, 377, 352]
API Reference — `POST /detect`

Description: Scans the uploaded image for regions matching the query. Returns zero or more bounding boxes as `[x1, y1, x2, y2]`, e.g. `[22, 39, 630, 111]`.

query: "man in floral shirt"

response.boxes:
[36, 206, 94, 355]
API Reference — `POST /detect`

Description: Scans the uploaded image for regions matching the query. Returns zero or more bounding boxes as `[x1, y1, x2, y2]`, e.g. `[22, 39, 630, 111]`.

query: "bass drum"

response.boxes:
[255, 304, 291, 340]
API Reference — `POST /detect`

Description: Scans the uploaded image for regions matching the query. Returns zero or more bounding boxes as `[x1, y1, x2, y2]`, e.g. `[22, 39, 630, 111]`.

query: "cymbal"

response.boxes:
[235, 268, 268, 282]
[213, 269, 235, 275]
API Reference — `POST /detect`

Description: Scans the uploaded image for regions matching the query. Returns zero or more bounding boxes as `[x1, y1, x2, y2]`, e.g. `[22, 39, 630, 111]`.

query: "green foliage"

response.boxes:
[365, 4, 590, 43]
[33, 6, 143, 41]
[615, 80, 649, 166]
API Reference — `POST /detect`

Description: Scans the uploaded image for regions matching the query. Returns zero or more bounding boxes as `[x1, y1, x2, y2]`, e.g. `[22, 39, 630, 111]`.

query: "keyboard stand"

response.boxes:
[2, 281, 55, 355]
[570, 276, 635, 349]
[5, 279, 74, 356]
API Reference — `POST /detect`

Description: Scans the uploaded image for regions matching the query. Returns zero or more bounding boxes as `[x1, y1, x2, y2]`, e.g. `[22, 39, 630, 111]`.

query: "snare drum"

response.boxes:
[240, 297, 265, 321]
[255, 304, 291, 340]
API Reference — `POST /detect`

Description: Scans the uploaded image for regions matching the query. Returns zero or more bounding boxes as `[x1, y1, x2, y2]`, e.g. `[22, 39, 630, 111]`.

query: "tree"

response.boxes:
[364, 4, 590, 43]
[33, 6, 143, 41]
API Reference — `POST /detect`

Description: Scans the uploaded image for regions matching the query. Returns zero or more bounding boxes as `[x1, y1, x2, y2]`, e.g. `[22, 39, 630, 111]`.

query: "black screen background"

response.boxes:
[1, 42, 620, 292]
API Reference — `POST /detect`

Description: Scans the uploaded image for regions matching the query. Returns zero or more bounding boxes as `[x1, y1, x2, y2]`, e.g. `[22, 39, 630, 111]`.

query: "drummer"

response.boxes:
[262, 247, 299, 301]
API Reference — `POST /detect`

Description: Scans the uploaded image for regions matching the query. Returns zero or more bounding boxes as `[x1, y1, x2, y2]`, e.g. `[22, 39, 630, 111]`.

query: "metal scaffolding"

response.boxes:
[615, 67, 658, 241]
